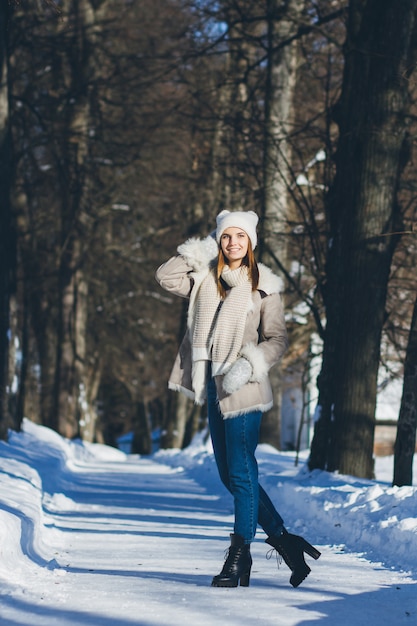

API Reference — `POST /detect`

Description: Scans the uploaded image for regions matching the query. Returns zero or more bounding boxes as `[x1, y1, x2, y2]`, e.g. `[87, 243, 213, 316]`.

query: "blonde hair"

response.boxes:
[216, 239, 259, 298]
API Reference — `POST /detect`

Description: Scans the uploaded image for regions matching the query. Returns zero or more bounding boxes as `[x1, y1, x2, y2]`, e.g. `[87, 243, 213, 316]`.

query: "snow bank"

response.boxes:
[0, 419, 127, 583]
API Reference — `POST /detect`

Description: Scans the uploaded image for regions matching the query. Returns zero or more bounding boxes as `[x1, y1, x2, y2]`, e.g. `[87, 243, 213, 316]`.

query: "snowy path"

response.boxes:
[0, 420, 416, 625]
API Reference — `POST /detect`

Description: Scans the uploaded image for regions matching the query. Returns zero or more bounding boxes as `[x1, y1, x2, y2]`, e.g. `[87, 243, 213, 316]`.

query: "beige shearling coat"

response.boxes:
[155, 236, 289, 418]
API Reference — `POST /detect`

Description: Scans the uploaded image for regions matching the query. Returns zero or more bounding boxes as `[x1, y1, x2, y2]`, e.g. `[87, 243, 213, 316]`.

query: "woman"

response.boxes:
[156, 210, 320, 588]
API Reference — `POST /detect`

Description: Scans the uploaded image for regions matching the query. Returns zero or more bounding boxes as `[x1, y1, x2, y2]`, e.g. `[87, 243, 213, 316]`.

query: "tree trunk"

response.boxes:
[259, 0, 305, 448]
[393, 293, 417, 486]
[51, 0, 109, 438]
[209, 4, 261, 213]
[131, 400, 152, 455]
[78, 350, 102, 443]
[54, 249, 88, 438]
[0, 2, 16, 439]
[309, 0, 417, 478]
[161, 389, 193, 450]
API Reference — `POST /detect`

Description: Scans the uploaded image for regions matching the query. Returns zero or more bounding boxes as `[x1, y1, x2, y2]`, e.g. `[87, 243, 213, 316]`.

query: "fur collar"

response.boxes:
[257, 263, 283, 295]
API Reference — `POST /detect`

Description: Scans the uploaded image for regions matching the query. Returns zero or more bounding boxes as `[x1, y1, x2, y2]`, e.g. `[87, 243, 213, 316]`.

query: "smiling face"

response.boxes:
[220, 227, 249, 269]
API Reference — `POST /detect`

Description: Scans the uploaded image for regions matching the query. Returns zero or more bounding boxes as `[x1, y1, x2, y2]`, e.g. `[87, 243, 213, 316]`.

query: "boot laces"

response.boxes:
[223, 545, 240, 565]
[266, 547, 282, 569]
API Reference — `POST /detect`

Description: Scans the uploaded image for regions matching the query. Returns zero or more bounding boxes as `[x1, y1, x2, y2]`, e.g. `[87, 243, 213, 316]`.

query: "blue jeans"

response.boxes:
[207, 376, 285, 544]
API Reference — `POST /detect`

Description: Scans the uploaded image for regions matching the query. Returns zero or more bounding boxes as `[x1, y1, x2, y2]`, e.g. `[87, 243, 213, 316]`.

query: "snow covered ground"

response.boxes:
[0, 418, 416, 626]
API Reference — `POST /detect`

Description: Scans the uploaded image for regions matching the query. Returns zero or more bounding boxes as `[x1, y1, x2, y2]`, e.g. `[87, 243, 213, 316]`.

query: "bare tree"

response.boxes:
[0, 1, 16, 439]
[12, 0, 208, 447]
[259, 0, 306, 448]
[309, 0, 417, 478]
[11, 0, 112, 438]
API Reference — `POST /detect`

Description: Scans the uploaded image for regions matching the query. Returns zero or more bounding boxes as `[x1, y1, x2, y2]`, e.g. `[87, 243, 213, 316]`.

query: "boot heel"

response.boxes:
[301, 538, 321, 560]
[239, 569, 251, 587]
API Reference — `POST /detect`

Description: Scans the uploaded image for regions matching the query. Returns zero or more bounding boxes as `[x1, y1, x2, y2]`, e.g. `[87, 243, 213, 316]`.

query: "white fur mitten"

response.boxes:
[177, 234, 218, 272]
[222, 358, 252, 394]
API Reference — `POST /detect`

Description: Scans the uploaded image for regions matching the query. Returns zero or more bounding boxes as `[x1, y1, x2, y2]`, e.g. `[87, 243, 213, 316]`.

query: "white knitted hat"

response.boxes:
[216, 210, 259, 250]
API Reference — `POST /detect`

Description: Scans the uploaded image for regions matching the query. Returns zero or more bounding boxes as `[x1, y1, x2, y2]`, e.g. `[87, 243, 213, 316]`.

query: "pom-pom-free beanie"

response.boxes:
[216, 210, 259, 250]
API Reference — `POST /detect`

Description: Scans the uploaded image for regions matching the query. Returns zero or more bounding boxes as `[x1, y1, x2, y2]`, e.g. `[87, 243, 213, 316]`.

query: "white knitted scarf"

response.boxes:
[191, 265, 252, 403]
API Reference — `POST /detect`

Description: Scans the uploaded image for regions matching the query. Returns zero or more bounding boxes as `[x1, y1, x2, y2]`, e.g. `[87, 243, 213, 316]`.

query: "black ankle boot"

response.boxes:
[211, 533, 252, 588]
[266, 529, 321, 588]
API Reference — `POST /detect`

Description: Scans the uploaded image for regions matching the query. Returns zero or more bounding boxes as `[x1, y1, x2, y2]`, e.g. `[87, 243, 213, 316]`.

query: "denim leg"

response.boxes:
[207, 377, 230, 489]
[258, 485, 285, 538]
[207, 376, 285, 542]
[224, 409, 260, 543]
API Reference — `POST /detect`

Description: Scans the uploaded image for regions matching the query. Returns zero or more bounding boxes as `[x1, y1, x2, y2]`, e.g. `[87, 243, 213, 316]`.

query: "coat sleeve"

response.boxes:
[240, 292, 289, 382]
[155, 255, 194, 298]
[155, 235, 218, 298]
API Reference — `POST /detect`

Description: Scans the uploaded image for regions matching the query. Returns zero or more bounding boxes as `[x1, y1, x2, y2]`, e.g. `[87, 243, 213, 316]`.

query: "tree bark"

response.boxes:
[259, 0, 305, 448]
[0, 2, 16, 439]
[309, 0, 417, 478]
[50, 0, 110, 438]
[131, 400, 152, 455]
[393, 293, 417, 486]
